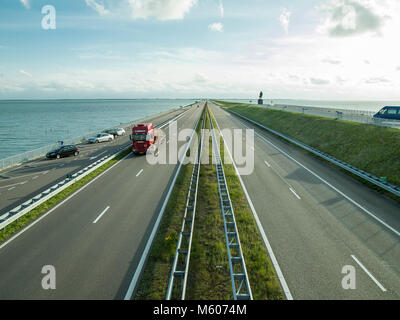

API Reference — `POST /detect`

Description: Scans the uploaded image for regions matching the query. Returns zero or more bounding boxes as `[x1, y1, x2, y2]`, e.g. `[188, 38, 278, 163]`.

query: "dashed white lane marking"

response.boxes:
[42, 171, 49, 175]
[0, 181, 28, 189]
[136, 169, 144, 177]
[235, 116, 400, 238]
[90, 151, 107, 160]
[289, 187, 301, 200]
[32, 176, 39, 180]
[264, 160, 271, 168]
[93, 206, 110, 224]
[351, 255, 387, 292]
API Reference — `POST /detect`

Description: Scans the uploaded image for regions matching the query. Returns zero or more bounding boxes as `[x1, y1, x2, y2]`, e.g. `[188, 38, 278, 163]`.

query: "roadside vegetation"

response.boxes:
[0, 148, 131, 244]
[185, 108, 232, 300]
[214, 100, 400, 199]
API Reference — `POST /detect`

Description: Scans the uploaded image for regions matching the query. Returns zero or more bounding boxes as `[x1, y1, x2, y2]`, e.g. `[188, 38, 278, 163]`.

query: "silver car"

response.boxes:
[88, 133, 114, 144]
[105, 128, 126, 138]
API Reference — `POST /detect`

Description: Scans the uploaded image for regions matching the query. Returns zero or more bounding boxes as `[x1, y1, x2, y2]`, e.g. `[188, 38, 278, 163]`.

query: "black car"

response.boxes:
[46, 145, 79, 159]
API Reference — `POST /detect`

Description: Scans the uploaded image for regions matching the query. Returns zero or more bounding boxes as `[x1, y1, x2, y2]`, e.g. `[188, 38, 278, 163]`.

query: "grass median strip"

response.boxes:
[185, 109, 232, 300]
[0, 148, 131, 244]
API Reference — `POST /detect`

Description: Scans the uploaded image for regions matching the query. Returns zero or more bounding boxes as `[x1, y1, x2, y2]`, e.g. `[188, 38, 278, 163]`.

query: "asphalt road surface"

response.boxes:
[0, 103, 204, 299]
[209, 101, 400, 300]
[0, 106, 192, 216]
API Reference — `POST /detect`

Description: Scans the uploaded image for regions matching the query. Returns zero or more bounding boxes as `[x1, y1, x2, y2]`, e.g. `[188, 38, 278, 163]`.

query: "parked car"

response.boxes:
[88, 133, 114, 144]
[104, 128, 125, 138]
[373, 106, 400, 121]
[46, 145, 79, 159]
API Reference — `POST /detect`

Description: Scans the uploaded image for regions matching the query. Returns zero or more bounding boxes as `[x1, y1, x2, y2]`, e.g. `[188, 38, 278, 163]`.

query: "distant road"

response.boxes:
[0, 107, 189, 216]
[209, 101, 400, 300]
[0, 103, 203, 299]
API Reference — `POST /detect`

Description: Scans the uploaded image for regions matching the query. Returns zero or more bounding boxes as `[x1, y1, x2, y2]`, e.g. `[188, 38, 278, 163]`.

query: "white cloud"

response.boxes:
[128, 0, 197, 20]
[322, 58, 341, 65]
[19, 70, 33, 78]
[310, 77, 330, 85]
[85, 0, 197, 20]
[208, 22, 223, 32]
[194, 72, 208, 83]
[20, 0, 30, 9]
[219, 0, 224, 18]
[317, 0, 383, 37]
[365, 77, 390, 84]
[85, 0, 110, 16]
[279, 8, 291, 35]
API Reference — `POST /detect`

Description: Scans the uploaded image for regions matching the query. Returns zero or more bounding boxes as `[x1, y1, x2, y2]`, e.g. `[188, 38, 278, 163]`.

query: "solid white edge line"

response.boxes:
[209, 104, 294, 300]
[0, 152, 131, 251]
[93, 206, 110, 224]
[264, 160, 271, 168]
[0, 106, 195, 252]
[123, 105, 202, 300]
[235, 115, 400, 239]
[351, 255, 387, 292]
[289, 187, 301, 200]
[136, 169, 144, 177]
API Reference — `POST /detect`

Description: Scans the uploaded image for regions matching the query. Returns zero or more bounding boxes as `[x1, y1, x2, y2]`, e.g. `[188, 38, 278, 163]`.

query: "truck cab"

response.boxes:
[130, 123, 157, 155]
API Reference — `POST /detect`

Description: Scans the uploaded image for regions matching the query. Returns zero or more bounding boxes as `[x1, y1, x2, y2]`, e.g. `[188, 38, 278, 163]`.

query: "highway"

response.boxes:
[0, 107, 189, 216]
[209, 101, 400, 299]
[0, 103, 204, 299]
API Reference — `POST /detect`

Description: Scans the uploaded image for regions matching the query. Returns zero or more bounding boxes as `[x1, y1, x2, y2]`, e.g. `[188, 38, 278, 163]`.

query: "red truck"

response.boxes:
[130, 123, 158, 155]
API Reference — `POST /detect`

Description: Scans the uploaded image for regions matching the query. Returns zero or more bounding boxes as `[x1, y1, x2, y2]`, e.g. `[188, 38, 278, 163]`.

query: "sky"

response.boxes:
[1, 0, 400, 100]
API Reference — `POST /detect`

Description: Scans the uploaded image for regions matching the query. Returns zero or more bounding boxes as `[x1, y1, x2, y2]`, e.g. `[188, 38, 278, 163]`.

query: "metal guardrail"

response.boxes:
[227, 110, 400, 198]
[0, 103, 197, 172]
[208, 109, 253, 300]
[0, 144, 130, 231]
[258, 104, 400, 129]
[0, 107, 195, 231]
[165, 114, 205, 300]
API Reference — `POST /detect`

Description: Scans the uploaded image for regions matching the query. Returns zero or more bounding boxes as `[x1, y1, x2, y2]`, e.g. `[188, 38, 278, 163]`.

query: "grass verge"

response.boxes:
[214, 100, 400, 201]
[208, 107, 284, 300]
[0, 148, 131, 244]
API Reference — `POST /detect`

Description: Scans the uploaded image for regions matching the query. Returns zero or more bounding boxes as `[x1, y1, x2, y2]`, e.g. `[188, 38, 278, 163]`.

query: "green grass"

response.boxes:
[185, 108, 232, 300]
[215, 100, 400, 192]
[208, 108, 284, 300]
[0, 148, 131, 244]
[134, 161, 195, 300]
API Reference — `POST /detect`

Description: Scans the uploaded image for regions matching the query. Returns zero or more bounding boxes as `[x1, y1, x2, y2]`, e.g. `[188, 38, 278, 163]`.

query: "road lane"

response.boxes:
[209, 101, 400, 299]
[0, 103, 204, 299]
[0, 105, 198, 216]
